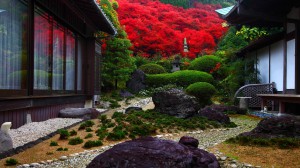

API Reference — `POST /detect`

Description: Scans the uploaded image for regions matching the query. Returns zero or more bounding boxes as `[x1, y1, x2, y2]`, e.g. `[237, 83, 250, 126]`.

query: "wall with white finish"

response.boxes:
[257, 47, 270, 84]
[287, 39, 295, 89]
[270, 40, 284, 91]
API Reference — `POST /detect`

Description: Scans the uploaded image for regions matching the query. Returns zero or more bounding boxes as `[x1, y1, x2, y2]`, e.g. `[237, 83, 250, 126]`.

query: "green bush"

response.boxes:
[146, 70, 214, 88]
[85, 120, 95, 127]
[68, 137, 84, 145]
[139, 63, 166, 74]
[5, 158, 18, 166]
[85, 127, 93, 132]
[186, 82, 217, 106]
[57, 147, 68, 151]
[58, 129, 70, 140]
[50, 141, 58, 146]
[83, 140, 103, 148]
[78, 123, 87, 130]
[69, 130, 77, 136]
[156, 60, 172, 72]
[188, 55, 222, 73]
[85, 133, 93, 139]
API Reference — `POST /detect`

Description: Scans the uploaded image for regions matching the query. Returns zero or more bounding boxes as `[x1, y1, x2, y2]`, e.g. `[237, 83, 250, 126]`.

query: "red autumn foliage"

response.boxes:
[117, 0, 227, 59]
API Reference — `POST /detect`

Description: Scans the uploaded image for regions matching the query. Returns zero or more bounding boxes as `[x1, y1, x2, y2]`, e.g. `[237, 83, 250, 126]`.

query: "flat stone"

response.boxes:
[59, 156, 68, 160]
[21, 164, 30, 168]
[231, 164, 238, 168]
[46, 160, 53, 163]
[220, 156, 227, 161]
[30, 163, 40, 166]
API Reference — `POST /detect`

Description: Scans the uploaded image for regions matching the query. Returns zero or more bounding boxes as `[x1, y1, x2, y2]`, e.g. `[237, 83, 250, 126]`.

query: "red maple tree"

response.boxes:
[117, 0, 227, 59]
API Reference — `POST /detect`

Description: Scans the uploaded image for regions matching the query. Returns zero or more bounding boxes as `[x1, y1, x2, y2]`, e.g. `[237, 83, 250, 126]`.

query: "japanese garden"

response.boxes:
[0, 0, 300, 168]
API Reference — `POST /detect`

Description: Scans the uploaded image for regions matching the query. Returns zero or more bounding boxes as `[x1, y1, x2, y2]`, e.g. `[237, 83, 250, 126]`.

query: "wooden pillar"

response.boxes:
[283, 23, 287, 94]
[295, 23, 300, 94]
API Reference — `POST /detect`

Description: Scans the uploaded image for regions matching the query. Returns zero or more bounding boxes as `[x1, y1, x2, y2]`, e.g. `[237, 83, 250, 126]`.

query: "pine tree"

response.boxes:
[99, 0, 136, 89]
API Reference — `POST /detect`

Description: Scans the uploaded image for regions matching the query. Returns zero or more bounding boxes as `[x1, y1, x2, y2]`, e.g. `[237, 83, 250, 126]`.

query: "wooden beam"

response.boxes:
[237, 5, 285, 23]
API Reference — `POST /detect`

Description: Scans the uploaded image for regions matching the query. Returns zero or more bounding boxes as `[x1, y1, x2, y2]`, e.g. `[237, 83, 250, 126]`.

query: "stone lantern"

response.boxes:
[171, 55, 182, 72]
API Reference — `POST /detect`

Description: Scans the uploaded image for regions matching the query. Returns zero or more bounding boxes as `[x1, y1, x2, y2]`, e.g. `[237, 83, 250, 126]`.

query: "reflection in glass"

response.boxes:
[0, 0, 28, 90]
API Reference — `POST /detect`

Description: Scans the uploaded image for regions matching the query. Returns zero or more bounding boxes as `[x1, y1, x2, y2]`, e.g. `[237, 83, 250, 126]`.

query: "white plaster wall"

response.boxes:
[287, 23, 295, 34]
[270, 40, 284, 91]
[257, 47, 270, 84]
[287, 39, 295, 89]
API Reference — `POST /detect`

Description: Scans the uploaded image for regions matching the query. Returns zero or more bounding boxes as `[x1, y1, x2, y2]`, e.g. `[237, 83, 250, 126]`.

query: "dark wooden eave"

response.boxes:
[74, 0, 117, 36]
[224, 0, 300, 27]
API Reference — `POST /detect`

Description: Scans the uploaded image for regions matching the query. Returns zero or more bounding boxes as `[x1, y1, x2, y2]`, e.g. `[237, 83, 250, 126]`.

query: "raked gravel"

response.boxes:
[16, 116, 260, 168]
[9, 118, 82, 148]
[13, 98, 261, 168]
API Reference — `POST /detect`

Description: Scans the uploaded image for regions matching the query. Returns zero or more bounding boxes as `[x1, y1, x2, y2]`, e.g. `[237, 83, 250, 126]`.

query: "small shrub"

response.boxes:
[188, 55, 222, 73]
[107, 129, 127, 141]
[57, 147, 68, 151]
[68, 137, 84, 145]
[85, 120, 95, 127]
[186, 82, 217, 106]
[109, 100, 121, 108]
[50, 141, 58, 146]
[85, 127, 93, 132]
[139, 63, 166, 74]
[58, 129, 70, 140]
[85, 133, 93, 139]
[112, 112, 125, 119]
[83, 140, 103, 148]
[69, 130, 77, 136]
[5, 158, 18, 166]
[78, 123, 87, 130]
[96, 127, 108, 140]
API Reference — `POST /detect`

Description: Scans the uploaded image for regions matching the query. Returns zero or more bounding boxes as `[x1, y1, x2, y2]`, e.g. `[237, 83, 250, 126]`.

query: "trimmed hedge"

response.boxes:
[188, 55, 222, 73]
[185, 82, 217, 106]
[146, 70, 214, 88]
[138, 63, 166, 74]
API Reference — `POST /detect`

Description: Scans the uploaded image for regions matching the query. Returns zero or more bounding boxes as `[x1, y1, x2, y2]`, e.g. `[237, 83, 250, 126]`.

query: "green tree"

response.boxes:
[98, 0, 136, 89]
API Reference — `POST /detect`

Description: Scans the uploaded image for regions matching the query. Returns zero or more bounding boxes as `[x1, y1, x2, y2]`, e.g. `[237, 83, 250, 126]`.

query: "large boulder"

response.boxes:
[152, 89, 200, 118]
[126, 70, 146, 93]
[240, 116, 300, 138]
[198, 106, 231, 124]
[0, 130, 13, 153]
[58, 108, 100, 120]
[87, 136, 220, 168]
[201, 104, 247, 115]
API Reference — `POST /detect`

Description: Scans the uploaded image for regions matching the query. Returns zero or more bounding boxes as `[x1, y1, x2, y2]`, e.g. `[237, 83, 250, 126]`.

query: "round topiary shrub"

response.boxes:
[188, 55, 222, 73]
[146, 70, 214, 88]
[185, 82, 217, 106]
[139, 63, 166, 74]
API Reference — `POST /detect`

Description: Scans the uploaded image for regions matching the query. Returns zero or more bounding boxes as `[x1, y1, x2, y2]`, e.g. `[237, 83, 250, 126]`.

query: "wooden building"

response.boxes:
[217, 0, 300, 113]
[0, 0, 116, 128]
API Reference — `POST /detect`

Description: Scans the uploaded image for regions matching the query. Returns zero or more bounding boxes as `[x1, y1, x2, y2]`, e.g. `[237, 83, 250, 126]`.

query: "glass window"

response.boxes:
[0, 0, 28, 90]
[65, 31, 75, 91]
[34, 8, 51, 90]
[77, 37, 84, 91]
[52, 22, 64, 90]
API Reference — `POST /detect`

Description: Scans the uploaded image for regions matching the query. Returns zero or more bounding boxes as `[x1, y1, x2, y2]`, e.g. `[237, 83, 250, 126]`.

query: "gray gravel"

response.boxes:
[16, 116, 260, 168]
[14, 98, 261, 168]
[9, 118, 82, 148]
